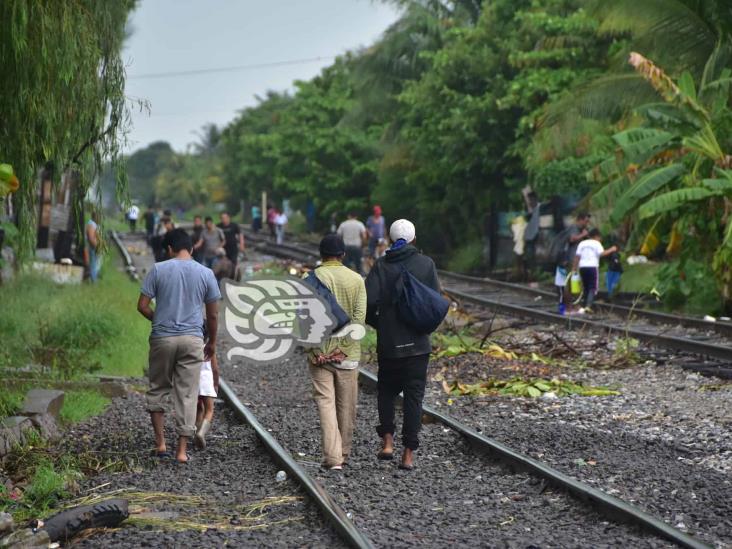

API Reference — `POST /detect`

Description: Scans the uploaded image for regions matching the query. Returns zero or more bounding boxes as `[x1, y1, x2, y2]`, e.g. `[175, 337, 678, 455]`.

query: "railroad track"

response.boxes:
[109, 232, 714, 548]
[222, 349, 710, 548]
[439, 270, 732, 340]
[440, 271, 732, 374]
[237, 229, 732, 372]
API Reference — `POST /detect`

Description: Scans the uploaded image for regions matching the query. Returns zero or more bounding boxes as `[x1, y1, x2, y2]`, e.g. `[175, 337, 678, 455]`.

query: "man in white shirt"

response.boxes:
[337, 212, 367, 275]
[572, 228, 618, 313]
[128, 204, 140, 233]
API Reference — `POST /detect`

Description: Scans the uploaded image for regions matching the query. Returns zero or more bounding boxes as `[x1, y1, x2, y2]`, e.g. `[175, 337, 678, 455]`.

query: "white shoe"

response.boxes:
[328, 465, 343, 471]
[577, 307, 586, 314]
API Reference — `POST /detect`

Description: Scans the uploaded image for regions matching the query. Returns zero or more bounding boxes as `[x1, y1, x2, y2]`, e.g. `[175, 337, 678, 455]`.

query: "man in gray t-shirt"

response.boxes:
[138, 228, 221, 463]
[194, 216, 225, 269]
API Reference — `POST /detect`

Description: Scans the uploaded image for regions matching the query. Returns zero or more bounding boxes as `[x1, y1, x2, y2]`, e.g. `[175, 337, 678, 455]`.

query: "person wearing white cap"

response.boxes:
[365, 218, 440, 470]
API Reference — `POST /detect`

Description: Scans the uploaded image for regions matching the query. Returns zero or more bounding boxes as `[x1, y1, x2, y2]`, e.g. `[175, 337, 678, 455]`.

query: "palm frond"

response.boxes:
[541, 73, 659, 127]
[590, 0, 717, 74]
[700, 40, 732, 94]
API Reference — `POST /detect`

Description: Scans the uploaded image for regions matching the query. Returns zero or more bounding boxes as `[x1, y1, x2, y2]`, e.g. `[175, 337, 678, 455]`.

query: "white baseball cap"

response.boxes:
[389, 219, 416, 243]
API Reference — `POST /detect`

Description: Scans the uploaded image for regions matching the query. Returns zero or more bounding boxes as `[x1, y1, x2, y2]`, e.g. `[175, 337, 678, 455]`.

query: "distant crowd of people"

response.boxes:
[136, 207, 246, 283]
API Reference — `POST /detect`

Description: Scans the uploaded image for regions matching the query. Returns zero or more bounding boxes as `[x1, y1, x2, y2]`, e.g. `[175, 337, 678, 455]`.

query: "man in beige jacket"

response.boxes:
[308, 234, 366, 470]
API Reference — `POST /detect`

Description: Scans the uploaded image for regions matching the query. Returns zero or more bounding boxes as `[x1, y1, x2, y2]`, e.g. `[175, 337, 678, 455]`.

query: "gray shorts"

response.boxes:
[146, 335, 203, 437]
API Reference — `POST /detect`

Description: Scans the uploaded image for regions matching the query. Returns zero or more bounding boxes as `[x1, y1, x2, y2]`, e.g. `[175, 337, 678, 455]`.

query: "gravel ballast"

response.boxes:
[60, 392, 343, 548]
[373, 325, 732, 548]
[222, 344, 673, 548]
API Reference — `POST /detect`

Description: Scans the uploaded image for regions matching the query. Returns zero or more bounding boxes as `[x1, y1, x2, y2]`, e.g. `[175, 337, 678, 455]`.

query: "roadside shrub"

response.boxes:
[40, 307, 117, 352]
[655, 259, 722, 315]
[30, 308, 116, 379]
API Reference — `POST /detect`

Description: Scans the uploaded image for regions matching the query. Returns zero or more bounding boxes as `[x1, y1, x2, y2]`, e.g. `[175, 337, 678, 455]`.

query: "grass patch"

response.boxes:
[59, 390, 111, 424]
[0, 387, 26, 417]
[20, 460, 80, 514]
[0, 258, 148, 378]
[617, 262, 660, 293]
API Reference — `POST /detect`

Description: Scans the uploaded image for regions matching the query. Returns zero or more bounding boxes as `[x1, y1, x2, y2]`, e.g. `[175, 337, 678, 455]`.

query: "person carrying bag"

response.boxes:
[365, 219, 444, 470]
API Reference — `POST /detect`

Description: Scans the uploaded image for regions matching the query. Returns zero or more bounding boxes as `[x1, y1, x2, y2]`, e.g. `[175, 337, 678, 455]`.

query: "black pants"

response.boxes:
[579, 266, 598, 308]
[344, 245, 362, 274]
[376, 354, 429, 450]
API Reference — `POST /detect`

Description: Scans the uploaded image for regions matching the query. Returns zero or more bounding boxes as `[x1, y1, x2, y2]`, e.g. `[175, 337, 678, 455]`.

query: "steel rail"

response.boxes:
[445, 286, 732, 362]
[358, 369, 711, 549]
[438, 269, 732, 338]
[110, 231, 139, 281]
[219, 379, 374, 549]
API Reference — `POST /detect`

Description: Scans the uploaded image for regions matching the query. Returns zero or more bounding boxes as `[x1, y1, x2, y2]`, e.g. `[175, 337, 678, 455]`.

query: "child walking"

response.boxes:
[572, 228, 618, 313]
[195, 341, 219, 450]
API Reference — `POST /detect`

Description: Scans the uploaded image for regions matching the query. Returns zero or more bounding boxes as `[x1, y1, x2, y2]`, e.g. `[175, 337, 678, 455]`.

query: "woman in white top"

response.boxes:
[572, 228, 618, 313]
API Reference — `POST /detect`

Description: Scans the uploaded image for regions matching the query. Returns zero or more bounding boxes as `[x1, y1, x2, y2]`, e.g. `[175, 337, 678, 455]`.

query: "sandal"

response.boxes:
[377, 450, 394, 460]
[152, 450, 173, 460]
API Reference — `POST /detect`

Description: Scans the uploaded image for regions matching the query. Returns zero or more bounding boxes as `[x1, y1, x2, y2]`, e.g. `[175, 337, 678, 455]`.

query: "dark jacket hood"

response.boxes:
[384, 244, 418, 263]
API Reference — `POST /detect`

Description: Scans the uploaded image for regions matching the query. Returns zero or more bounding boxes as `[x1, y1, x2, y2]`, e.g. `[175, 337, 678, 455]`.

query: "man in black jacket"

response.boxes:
[365, 219, 440, 470]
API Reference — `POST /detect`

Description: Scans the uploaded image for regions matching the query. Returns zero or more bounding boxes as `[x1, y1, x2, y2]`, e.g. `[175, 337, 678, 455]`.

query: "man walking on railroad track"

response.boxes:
[366, 205, 386, 259]
[366, 219, 441, 470]
[137, 228, 221, 464]
[218, 211, 245, 269]
[337, 211, 367, 275]
[308, 234, 366, 471]
[196, 216, 225, 269]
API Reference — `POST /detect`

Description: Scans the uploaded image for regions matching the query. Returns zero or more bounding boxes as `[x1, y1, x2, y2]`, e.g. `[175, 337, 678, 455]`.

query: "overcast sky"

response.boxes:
[123, 0, 400, 153]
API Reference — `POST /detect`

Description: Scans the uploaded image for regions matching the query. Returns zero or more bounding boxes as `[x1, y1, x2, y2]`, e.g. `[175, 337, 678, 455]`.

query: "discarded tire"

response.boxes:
[42, 498, 129, 543]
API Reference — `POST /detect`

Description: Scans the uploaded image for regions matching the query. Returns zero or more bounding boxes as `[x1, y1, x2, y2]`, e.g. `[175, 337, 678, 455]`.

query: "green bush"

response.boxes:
[655, 259, 722, 315]
[0, 262, 149, 377]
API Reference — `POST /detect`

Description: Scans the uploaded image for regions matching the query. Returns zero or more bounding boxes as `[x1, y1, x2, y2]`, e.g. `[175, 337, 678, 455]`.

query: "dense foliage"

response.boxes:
[212, 0, 612, 260]
[113, 0, 732, 308]
[0, 1, 137, 258]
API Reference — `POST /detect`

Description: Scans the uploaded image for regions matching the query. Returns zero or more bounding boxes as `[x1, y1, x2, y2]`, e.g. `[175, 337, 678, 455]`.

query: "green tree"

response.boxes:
[125, 141, 175, 206]
[0, 1, 137, 258]
[387, 0, 610, 255]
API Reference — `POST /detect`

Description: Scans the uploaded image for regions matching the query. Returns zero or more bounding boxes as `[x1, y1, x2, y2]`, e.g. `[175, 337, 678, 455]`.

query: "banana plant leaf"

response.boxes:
[610, 163, 686, 224]
[638, 187, 718, 219]
[612, 127, 675, 164]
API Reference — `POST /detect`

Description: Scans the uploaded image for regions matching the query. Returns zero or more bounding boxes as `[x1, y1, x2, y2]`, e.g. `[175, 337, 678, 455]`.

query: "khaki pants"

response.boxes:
[146, 335, 203, 438]
[308, 363, 358, 467]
